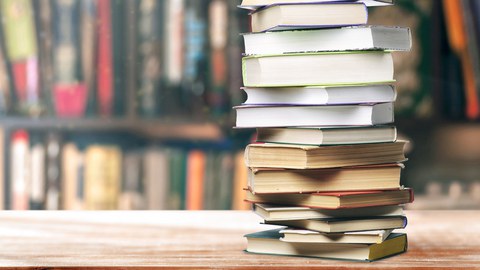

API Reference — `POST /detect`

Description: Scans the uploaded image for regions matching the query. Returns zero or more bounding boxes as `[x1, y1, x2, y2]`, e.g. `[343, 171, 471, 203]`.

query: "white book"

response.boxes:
[242, 52, 394, 87]
[235, 103, 393, 128]
[240, 0, 393, 9]
[280, 229, 393, 244]
[243, 26, 411, 55]
[253, 203, 405, 221]
[243, 84, 396, 105]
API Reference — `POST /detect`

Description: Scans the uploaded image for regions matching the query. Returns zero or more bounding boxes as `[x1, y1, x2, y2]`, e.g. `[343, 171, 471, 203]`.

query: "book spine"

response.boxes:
[144, 148, 169, 210]
[52, 0, 87, 117]
[0, 0, 41, 116]
[125, 0, 137, 119]
[35, 0, 54, 116]
[84, 145, 121, 210]
[29, 137, 45, 210]
[111, 0, 126, 117]
[119, 151, 145, 210]
[137, 0, 163, 117]
[0, 15, 11, 115]
[165, 0, 184, 86]
[45, 132, 62, 210]
[81, 0, 97, 116]
[208, 0, 228, 117]
[186, 150, 206, 210]
[10, 130, 29, 210]
[61, 143, 79, 210]
[96, 0, 113, 117]
[181, 0, 208, 115]
[168, 148, 187, 210]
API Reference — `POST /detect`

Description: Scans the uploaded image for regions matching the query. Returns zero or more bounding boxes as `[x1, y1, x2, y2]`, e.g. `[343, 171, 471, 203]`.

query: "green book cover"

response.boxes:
[0, 0, 38, 60]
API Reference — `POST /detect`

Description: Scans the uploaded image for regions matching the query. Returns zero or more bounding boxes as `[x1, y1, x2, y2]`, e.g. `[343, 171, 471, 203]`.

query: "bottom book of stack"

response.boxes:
[245, 228, 407, 261]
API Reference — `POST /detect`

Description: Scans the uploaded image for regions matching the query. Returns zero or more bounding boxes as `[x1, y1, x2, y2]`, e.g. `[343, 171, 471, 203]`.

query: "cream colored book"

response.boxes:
[249, 164, 403, 194]
[244, 141, 407, 169]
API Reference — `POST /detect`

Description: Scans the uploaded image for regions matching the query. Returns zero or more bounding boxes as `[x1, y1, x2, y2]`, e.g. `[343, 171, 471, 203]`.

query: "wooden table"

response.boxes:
[0, 211, 479, 269]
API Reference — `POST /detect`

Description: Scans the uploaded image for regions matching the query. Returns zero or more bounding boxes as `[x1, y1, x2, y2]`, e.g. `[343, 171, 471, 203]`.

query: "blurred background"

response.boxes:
[0, 0, 478, 210]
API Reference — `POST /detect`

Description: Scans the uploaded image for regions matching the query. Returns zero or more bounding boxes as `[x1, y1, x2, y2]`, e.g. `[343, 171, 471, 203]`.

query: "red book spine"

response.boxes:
[96, 0, 113, 117]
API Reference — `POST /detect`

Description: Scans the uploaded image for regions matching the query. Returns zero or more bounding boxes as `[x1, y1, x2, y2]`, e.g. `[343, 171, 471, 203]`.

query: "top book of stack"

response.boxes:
[239, 0, 394, 10]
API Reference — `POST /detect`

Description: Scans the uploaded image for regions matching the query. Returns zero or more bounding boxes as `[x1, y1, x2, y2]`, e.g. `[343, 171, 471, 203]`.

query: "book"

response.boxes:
[253, 204, 404, 221]
[143, 148, 169, 210]
[217, 151, 234, 209]
[186, 150, 206, 210]
[168, 148, 187, 210]
[242, 52, 394, 87]
[240, 0, 393, 9]
[61, 143, 83, 210]
[256, 126, 397, 146]
[97, 0, 113, 117]
[443, 0, 479, 120]
[138, 0, 163, 117]
[280, 228, 393, 244]
[266, 216, 407, 233]
[245, 188, 414, 209]
[207, 0, 229, 117]
[29, 135, 45, 210]
[52, 0, 87, 117]
[45, 132, 62, 210]
[244, 141, 406, 169]
[84, 145, 122, 210]
[80, 0, 97, 116]
[242, 84, 396, 106]
[165, 0, 184, 85]
[250, 3, 368, 33]
[0, 128, 3, 209]
[34, 0, 54, 116]
[119, 151, 145, 210]
[0, 28, 9, 115]
[10, 130, 29, 210]
[248, 164, 403, 194]
[235, 103, 394, 128]
[232, 151, 250, 210]
[245, 229, 407, 261]
[243, 26, 411, 55]
[112, 0, 126, 116]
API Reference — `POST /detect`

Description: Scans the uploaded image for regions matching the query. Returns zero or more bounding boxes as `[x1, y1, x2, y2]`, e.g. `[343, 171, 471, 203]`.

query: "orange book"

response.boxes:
[443, 0, 479, 119]
[186, 150, 206, 210]
[232, 151, 250, 210]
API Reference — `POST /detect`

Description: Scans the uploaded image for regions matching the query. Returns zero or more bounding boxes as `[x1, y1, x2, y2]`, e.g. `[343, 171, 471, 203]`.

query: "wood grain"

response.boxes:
[0, 210, 479, 269]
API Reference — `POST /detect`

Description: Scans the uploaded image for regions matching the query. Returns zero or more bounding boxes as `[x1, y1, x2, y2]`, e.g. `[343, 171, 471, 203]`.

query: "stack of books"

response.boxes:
[234, 0, 414, 262]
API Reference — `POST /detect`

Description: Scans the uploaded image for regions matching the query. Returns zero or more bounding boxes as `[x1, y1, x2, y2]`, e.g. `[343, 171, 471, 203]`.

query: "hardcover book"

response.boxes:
[250, 3, 368, 32]
[242, 52, 394, 87]
[248, 164, 403, 194]
[245, 229, 407, 262]
[245, 188, 414, 209]
[244, 141, 407, 169]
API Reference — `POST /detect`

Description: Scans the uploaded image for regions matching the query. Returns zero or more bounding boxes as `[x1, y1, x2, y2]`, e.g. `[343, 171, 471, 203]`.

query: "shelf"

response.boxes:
[0, 117, 224, 141]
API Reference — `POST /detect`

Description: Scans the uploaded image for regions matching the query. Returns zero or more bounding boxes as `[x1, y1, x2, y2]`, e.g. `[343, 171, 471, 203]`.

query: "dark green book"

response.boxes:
[245, 228, 407, 262]
[168, 148, 187, 210]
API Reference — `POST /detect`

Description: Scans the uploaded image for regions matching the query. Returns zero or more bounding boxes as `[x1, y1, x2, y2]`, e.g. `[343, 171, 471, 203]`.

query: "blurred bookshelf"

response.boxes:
[0, 0, 253, 210]
[1, 0, 480, 211]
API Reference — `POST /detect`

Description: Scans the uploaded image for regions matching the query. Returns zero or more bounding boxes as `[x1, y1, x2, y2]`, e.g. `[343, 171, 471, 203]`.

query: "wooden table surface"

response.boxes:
[0, 210, 479, 269]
